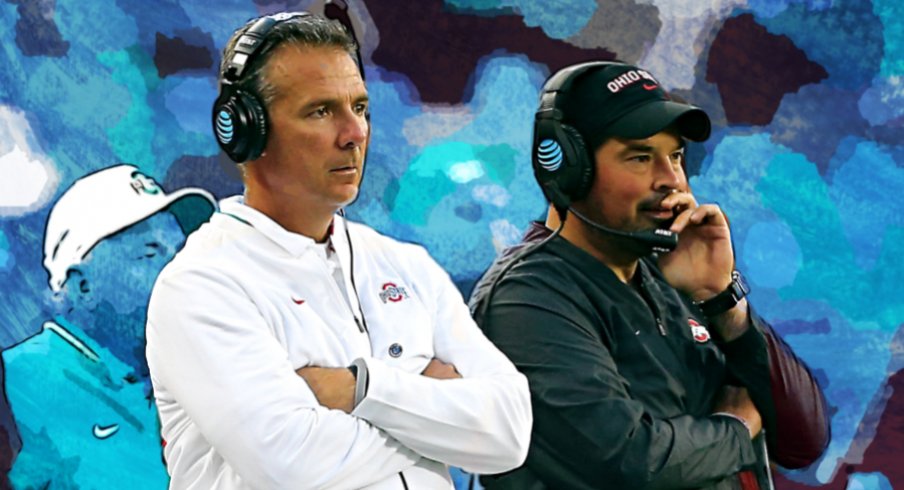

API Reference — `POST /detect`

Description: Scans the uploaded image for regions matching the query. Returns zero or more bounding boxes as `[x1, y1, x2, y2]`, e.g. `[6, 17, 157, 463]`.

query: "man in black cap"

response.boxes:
[469, 61, 830, 489]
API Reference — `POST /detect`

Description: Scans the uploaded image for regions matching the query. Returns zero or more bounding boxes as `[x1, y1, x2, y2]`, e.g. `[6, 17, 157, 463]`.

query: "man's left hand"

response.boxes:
[657, 192, 734, 301]
[296, 366, 356, 414]
[658, 192, 749, 340]
[421, 358, 462, 380]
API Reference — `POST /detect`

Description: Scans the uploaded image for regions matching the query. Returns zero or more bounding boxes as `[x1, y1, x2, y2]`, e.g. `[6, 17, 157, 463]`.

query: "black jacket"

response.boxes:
[469, 223, 829, 490]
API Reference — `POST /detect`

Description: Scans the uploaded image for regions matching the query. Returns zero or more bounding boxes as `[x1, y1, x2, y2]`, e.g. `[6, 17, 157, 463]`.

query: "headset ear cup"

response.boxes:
[239, 91, 268, 161]
[532, 118, 568, 208]
[559, 124, 594, 201]
[212, 89, 269, 163]
[213, 93, 238, 160]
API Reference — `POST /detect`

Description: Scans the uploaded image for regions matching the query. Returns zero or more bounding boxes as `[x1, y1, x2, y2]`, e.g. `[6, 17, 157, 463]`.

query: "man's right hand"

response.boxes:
[296, 366, 356, 414]
[421, 358, 462, 380]
[713, 385, 762, 439]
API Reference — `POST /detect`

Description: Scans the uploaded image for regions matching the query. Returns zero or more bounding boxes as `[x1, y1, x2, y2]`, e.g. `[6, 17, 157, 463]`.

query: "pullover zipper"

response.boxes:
[317, 252, 369, 337]
[637, 278, 667, 336]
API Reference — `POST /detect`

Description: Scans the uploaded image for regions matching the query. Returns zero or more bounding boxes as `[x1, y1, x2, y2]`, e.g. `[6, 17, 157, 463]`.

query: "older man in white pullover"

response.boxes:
[146, 11, 531, 490]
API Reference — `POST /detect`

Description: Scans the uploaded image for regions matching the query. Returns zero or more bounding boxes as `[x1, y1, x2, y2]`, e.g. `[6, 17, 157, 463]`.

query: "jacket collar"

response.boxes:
[219, 196, 342, 258]
[522, 221, 662, 291]
[523, 221, 551, 242]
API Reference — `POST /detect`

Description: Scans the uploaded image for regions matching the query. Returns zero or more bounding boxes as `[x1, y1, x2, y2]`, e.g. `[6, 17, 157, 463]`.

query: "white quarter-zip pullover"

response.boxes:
[146, 197, 531, 490]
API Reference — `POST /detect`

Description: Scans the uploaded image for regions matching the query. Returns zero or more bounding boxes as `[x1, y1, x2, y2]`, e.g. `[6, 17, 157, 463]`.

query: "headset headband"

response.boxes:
[222, 12, 312, 83]
[537, 61, 625, 121]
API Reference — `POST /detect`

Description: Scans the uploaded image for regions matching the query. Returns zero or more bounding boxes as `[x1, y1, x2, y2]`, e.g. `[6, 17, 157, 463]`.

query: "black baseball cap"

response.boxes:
[558, 62, 711, 148]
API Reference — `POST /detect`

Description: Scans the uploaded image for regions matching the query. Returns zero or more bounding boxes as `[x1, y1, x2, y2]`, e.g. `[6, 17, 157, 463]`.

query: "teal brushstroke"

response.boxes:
[873, 0, 904, 76]
[758, 154, 904, 331]
[444, 0, 596, 39]
[97, 46, 157, 170]
[0, 230, 9, 270]
[391, 142, 516, 226]
[450, 56, 543, 150]
[829, 141, 904, 268]
[742, 220, 801, 289]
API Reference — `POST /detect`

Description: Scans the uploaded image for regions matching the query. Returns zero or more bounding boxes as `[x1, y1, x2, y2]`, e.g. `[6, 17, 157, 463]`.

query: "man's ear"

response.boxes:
[61, 267, 92, 306]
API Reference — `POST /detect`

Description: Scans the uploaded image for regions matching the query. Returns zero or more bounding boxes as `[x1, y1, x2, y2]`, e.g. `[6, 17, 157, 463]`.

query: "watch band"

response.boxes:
[348, 358, 369, 408]
[693, 270, 749, 317]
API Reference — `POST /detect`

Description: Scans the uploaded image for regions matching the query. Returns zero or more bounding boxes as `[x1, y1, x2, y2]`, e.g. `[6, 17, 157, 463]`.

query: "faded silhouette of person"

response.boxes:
[1, 165, 215, 488]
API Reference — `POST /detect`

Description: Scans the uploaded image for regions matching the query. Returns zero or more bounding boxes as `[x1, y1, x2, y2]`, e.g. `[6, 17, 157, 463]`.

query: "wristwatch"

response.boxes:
[693, 270, 749, 317]
[347, 358, 369, 408]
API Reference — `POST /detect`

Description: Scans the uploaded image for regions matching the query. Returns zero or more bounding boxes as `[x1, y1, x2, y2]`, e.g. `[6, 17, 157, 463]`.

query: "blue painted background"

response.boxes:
[0, 0, 902, 488]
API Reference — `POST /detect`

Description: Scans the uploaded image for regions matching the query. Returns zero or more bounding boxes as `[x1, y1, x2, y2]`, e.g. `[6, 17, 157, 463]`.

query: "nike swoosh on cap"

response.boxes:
[643, 83, 658, 90]
[292, 297, 305, 305]
[93, 423, 120, 440]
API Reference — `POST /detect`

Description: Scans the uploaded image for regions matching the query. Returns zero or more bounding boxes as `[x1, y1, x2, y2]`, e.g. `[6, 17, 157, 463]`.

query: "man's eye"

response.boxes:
[629, 155, 652, 163]
[354, 103, 368, 115]
[310, 107, 329, 118]
[142, 242, 160, 259]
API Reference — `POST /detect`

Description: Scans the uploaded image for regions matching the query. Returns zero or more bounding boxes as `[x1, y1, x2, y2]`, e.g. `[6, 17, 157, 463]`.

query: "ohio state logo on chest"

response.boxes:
[379, 282, 410, 303]
[688, 318, 711, 343]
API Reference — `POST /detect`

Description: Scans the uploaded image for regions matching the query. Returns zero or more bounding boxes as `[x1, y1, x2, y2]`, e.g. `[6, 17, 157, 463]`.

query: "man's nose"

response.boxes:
[653, 154, 682, 191]
[338, 111, 368, 150]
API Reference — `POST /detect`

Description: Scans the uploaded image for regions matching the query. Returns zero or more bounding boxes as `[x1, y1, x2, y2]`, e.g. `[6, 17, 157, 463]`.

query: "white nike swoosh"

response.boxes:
[93, 423, 120, 440]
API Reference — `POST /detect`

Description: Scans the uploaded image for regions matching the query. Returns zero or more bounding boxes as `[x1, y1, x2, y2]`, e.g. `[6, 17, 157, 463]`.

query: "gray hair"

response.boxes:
[219, 13, 358, 108]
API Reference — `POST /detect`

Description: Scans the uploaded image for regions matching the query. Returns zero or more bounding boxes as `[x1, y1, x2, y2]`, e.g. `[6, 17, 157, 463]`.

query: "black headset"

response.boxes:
[212, 12, 311, 163]
[476, 62, 684, 324]
[212, 6, 364, 163]
[532, 61, 628, 210]
[532, 61, 680, 255]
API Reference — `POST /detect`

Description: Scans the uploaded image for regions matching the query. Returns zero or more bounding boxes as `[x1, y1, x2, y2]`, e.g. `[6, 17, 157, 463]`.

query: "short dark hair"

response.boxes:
[219, 13, 358, 108]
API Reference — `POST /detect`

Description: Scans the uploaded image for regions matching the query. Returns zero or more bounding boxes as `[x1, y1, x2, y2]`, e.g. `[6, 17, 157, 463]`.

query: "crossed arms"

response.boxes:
[147, 254, 531, 489]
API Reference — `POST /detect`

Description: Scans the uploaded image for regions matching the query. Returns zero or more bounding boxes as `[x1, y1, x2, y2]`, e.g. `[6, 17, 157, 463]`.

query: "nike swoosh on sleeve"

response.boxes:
[92, 423, 120, 440]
